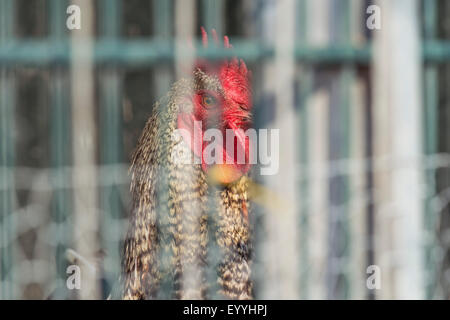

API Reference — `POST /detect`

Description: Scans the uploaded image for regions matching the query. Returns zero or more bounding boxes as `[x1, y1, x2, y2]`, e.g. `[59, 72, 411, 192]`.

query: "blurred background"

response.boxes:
[1, 0, 450, 299]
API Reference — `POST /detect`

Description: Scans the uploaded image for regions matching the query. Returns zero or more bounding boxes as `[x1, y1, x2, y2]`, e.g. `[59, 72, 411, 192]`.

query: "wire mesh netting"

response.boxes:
[1, 0, 450, 299]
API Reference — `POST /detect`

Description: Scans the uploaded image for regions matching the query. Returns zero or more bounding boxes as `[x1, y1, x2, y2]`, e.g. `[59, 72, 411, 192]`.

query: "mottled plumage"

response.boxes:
[121, 58, 253, 300]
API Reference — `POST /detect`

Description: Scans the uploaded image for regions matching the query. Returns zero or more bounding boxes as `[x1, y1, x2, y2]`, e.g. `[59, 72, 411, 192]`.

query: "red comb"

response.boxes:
[201, 26, 208, 47]
[211, 29, 219, 46]
[197, 27, 251, 108]
[197, 27, 249, 74]
[225, 36, 232, 49]
[200, 27, 233, 50]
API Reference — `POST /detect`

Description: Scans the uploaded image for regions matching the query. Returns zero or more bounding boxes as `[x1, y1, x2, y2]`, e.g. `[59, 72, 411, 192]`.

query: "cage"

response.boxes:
[0, 0, 449, 300]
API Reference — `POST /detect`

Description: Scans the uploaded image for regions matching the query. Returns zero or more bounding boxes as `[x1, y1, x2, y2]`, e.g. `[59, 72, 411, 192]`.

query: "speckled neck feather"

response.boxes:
[120, 74, 252, 300]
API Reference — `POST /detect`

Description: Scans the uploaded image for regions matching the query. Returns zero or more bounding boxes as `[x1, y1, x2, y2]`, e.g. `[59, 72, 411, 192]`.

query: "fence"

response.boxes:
[0, 0, 449, 299]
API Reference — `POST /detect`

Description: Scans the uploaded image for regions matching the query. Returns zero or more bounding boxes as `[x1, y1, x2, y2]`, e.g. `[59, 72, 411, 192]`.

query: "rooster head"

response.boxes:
[177, 27, 252, 184]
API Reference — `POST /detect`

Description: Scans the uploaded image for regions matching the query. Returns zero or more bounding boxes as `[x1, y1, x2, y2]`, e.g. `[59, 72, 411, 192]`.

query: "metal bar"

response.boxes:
[266, 0, 299, 299]
[297, 0, 310, 299]
[298, 71, 313, 299]
[98, 0, 123, 298]
[49, 0, 72, 299]
[364, 70, 375, 301]
[0, 0, 16, 300]
[0, 40, 373, 65]
[333, 66, 353, 298]
[99, 0, 120, 38]
[6, 38, 450, 66]
[423, 0, 439, 299]
[0, 0, 13, 40]
[301, 0, 331, 300]
[326, 0, 352, 300]
[153, 0, 172, 38]
[201, 0, 224, 35]
[153, 0, 173, 98]
[347, 0, 369, 300]
[372, 0, 424, 299]
[173, 0, 203, 299]
[70, 0, 99, 299]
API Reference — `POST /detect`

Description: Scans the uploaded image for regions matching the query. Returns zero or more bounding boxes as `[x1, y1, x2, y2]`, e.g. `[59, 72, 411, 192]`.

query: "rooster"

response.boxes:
[120, 28, 253, 300]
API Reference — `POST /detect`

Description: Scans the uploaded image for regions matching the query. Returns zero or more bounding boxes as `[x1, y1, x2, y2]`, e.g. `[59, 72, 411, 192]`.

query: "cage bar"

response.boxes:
[201, 0, 224, 37]
[153, 0, 173, 97]
[264, 0, 299, 299]
[325, 0, 353, 300]
[70, 0, 99, 299]
[423, 0, 439, 299]
[0, 39, 372, 66]
[98, 0, 124, 297]
[48, 0, 72, 299]
[0, 0, 16, 300]
[299, 0, 333, 300]
[297, 0, 311, 300]
[0, 0, 447, 300]
[372, 0, 425, 299]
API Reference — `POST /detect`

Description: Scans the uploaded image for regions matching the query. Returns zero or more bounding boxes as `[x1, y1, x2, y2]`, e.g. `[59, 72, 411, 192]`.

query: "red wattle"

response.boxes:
[177, 113, 251, 180]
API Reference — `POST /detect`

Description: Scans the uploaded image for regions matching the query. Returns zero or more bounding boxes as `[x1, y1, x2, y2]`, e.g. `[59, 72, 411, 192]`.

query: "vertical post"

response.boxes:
[49, 0, 72, 299]
[347, 0, 373, 300]
[297, 0, 310, 299]
[423, 0, 438, 299]
[327, 0, 353, 299]
[174, 1, 196, 80]
[344, 0, 369, 300]
[70, 0, 100, 299]
[0, 0, 16, 300]
[201, 0, 224, 36]
[153, 0, 173, 97]
[262, 0, 299, 299]
[373, 0, 424, 299]
[174, 0, 202, 300]
[301, 0, 331, 300]
[99, 0, 123, 297]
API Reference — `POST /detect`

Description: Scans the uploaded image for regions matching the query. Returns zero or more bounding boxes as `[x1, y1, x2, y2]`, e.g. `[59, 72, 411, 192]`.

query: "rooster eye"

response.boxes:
[202, 94, 217, 108]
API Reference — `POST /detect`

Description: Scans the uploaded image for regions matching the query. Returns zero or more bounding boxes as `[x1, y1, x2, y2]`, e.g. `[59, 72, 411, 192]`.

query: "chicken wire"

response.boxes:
[1, 0, 450, 299]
